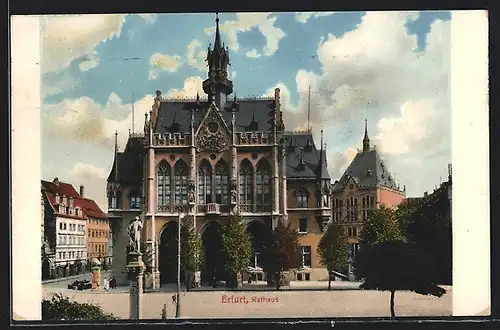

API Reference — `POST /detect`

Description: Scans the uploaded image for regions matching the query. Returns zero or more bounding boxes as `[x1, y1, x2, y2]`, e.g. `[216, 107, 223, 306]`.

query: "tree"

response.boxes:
[354, 240, 446, 318]
[394, 202, 415, 235]
[42, 293, 117, 320]
[220, 214, 253, 290]
[359, 205, 404, 250]
[261, 219, 301, 290]
[317, 222, 349, 290]
[180, 215, 204, 290]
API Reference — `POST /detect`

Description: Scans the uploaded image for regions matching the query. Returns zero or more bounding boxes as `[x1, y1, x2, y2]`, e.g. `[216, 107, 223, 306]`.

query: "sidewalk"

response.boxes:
[42, 271, 112, 286]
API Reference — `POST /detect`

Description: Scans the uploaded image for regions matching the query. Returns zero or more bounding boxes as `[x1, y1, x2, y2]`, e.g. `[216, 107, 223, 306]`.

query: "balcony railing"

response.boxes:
[206, 203, 220, 215]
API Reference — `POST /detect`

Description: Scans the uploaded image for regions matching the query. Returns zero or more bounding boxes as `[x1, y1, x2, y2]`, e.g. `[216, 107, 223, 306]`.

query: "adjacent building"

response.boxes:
[79, 186, 110, 267]
[107, 15, 332, 288]
[41, 178, 87, 278]
[331, 121, 406, 258]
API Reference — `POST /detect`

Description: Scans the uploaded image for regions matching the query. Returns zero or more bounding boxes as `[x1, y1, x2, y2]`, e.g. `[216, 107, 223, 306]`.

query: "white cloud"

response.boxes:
[78, 51, 100, 72]
[205, 12, 286, 57]
[186, 39, 208, 72]
[148, 53, 183, 80]
[295, 12, 337, 24]
[137, 14, 158, 24]
[269, 12, 450, 196]
[230, 70, 237, 80]
[68, 163, 108, 210]
[41, 71, 80, 99]
[164, 76, 205, 99]
[246, 49, 262, 58]
[43, 92, 155, 150]
[327, 147, 358, 180]
[41, 14, 126, 73]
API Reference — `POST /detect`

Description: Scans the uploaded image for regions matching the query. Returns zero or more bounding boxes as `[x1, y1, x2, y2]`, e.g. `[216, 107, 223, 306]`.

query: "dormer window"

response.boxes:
[55, 194, 60, 203]
[69, 197, 74, 206]
[303, 139, 313, 152]
[366, 168, 372, 176]
[62, 196, 67, 205]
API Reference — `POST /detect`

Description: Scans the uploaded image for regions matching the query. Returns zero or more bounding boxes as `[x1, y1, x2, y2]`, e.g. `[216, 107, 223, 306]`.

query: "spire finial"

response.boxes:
[363, 118, 370, 153]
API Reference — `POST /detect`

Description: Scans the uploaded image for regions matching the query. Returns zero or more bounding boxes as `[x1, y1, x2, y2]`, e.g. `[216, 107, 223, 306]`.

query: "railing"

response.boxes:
[153, 133, 190, 147]
[236, 131, 274, 145]
[206, 203, 220, 215]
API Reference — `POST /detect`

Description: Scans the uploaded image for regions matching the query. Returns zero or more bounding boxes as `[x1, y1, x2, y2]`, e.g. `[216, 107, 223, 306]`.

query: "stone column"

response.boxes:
[148, 145, 160, 289]
[272, 144, 279, 214]
[281, 145, 288, 225]
[126, 251, 146, 320]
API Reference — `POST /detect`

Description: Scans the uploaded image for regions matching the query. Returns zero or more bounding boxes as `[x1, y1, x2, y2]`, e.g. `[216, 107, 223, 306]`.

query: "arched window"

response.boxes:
[256, 160, 270, 211]
[296, 188, 308, 208]
[198, 161, 212, 204]
[157, 162, 171, 207]
[239, 160, 253, 208]
[215, 161, 229, 204]
[174, 161, 188, 206]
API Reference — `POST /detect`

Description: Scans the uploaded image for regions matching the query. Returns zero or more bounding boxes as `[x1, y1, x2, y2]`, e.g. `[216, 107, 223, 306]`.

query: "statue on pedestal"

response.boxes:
[230, 178, 237, 204]
[128, 216, 143, 254]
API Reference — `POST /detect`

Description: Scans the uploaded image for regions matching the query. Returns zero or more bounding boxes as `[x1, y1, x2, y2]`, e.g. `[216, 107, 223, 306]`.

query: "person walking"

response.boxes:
[103, 277, 110, 291]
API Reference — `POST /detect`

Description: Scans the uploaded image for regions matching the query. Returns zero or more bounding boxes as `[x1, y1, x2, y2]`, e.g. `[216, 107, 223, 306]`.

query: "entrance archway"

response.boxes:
[159, 221, 178, 284]
[247, 220, 270, 269]
[42, 259, 51, 280]
[201, 221, 225, 284]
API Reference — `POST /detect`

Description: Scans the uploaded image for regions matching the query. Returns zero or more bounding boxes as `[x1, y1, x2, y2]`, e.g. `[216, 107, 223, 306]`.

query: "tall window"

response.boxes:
[215, 162, 229, 204]
[129, 191, 141, 209]
[239, 161, 253, 206]
[174, 161, 188, 206]
[256, 161, 270, 208]
[157, 162, 171, 206]
[296, 188, 308, 208]
[198, 161, 212, 204]
[298, 217, 308, 234]
[301, 246, 312, 267]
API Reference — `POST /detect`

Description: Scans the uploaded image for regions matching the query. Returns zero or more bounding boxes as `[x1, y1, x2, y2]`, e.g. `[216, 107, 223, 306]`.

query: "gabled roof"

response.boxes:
[41, 178, 80, 198]
[80, 198, 107, 219]
[332, 149, 401, 192]
[155, 97, 276, 134]
[284, 132, 330, 180]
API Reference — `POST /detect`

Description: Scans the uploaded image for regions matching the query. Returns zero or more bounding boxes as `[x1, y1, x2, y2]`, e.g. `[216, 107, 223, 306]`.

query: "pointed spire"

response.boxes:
[114, 130, 118, 181]
[307, 85, 312, 131]
[214, 12, 222, 53]
[363, 119, 370, 153]
[317, 129, 324, 179]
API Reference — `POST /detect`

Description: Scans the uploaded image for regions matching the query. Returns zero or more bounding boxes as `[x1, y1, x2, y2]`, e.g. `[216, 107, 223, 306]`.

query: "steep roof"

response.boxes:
[41, 178, 80, 198]
[107, 136, 144, 184]
[284, 132, 330, 180]
[80, 198, 107, 219]
[332, 149, 401, 192]
[155, 97, 276, 134]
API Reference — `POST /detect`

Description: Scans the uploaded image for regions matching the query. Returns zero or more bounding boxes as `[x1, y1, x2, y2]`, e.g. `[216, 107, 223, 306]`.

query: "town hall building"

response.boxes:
[107, 15, 332, 288]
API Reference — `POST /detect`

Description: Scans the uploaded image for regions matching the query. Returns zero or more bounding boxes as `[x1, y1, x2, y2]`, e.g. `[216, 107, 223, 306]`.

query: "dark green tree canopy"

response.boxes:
[221, 214, 253, 283]
[42, 294, 117, 320]
[359, 205, 404, 249]
[261, 219, 301, 273]
[317, 221, 349, 272]
[355, 240, 446, 297]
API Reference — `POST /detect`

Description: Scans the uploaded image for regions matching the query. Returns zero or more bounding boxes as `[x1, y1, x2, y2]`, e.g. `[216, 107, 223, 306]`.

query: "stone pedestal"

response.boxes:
[126, 252, 146, 320]
[91, 265, 101, 291]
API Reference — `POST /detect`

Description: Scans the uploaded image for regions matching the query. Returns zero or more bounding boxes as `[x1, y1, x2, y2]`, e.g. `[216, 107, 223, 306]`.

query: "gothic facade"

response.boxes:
[107, 16, 332, 288]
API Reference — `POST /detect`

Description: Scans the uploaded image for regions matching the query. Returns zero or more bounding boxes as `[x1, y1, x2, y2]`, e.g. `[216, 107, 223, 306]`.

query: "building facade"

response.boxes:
[107, 16, 332, 288]
[42, 178, 87, 278]
[79, 187, 110, 268]
[331, 122, 406, 259]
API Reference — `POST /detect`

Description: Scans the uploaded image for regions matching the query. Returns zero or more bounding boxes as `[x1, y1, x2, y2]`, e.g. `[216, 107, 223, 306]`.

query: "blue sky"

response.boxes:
[40, 11, 451, 209]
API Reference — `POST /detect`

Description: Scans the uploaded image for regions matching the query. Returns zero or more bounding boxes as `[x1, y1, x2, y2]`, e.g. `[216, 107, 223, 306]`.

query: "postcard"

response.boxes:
[10, 10, 490, 322]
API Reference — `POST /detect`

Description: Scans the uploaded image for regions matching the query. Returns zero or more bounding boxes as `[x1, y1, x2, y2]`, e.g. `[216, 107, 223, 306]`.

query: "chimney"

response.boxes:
[424, 191, 428, 197]
[79, 185, 84, 198]
[53, 177, 59, 186]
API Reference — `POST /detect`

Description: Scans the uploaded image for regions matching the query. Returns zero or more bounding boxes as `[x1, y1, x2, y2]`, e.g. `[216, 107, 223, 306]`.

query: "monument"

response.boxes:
[125, 216, 146, 320]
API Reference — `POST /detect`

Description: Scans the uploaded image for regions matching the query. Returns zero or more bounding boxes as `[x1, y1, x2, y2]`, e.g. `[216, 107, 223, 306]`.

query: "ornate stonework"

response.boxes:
[196, 106, 230, 153]
[106, 182, 121, 197]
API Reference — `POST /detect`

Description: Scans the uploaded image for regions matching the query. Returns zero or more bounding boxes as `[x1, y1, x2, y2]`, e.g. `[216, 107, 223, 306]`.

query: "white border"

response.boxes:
[451, 10, 490, 316]
[10, 11, 491, 320]
[11, 16, 42, 320]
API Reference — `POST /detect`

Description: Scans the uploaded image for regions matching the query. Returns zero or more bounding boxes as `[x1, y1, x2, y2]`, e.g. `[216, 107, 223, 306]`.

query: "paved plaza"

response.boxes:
[43, 280, 452, 319]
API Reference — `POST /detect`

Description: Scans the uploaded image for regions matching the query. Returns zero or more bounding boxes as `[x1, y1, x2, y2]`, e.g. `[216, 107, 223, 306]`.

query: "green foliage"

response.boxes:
[318, 222, 349, 272]
[261, 219, 301, 289]
[394, 203, 415, 235]
[359, 205, 405, 249]
[220, 214, 253, 288]
[181, 215, 204, 273]
[355, 240, 446, 318]
[42, 293, 117, 320]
